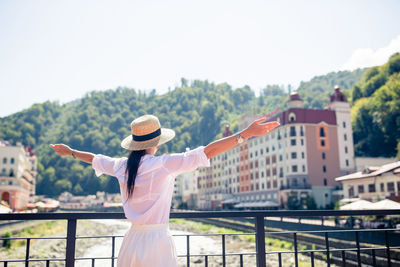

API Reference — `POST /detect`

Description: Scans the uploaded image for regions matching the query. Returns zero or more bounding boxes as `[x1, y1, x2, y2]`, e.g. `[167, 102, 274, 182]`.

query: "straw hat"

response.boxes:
[121, 115, 175, 151]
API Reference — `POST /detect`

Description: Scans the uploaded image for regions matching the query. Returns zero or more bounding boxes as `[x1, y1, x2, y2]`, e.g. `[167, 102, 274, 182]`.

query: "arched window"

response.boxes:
[10, 158, 15, 164]
[289, 112, 296, 122]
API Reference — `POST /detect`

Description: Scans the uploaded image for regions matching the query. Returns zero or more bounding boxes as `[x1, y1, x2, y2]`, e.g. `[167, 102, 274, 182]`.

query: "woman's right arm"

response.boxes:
[203, 118, 279, 159]
[50, 144, 94, 164]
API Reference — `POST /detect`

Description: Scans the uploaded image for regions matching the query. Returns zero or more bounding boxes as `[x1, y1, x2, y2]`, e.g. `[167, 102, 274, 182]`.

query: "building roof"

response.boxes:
[330, 86, 348, 103]
[289, 92, 302, 101]
[336, 161, 400, 182]
[266, 108, 337, 126]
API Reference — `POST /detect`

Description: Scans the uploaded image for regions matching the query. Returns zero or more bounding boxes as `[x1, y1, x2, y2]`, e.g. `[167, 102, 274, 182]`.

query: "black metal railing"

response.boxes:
[1, 210, 400, 267]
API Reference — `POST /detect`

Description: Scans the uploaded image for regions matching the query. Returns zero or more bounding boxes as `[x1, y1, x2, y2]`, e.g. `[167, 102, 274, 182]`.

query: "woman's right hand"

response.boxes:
[50, 144, 73, 157]
[241, 118, 280, 139]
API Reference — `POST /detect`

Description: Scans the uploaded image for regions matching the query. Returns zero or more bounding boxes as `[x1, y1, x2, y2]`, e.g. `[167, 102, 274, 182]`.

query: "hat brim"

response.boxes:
[120, 128, 175, 151]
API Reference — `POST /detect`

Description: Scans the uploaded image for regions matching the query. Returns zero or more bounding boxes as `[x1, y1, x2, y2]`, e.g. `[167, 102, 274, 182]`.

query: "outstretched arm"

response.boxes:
[204, 118, 279, 159]
[50, 144, 94, 164]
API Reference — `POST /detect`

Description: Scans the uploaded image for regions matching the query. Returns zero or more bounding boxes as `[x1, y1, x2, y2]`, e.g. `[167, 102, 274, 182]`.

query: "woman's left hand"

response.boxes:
[50, 144, 73, 157]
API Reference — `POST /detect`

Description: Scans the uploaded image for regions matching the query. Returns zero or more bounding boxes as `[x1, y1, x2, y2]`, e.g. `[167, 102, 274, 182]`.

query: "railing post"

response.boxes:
[66, 219, 77, 267]
[255, 216, 266, 267]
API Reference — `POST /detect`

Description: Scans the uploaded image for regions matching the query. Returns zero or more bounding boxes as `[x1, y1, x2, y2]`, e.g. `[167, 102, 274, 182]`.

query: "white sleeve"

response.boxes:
[162, 146, 210, 175]
[92, 154, 126, 178]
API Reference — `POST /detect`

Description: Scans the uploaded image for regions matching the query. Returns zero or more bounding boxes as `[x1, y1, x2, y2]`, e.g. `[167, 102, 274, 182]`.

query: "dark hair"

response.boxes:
[125, 150, 146, 199]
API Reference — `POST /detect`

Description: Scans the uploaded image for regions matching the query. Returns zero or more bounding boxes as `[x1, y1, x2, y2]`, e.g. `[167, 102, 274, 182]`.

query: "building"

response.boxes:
[0, 141, 37, 211]
[335, 161, 400, 201]
[173, 170, 199, 209]
[197, 86, 355, 210]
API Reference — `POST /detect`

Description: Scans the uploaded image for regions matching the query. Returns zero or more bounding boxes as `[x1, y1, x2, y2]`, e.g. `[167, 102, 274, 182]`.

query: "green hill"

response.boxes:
[0, 67, 382, 197]
[351, 53, 400, 157]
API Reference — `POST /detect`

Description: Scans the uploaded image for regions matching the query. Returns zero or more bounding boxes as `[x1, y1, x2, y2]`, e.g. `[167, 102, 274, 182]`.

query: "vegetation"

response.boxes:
[297, 68, 365, 109]
[351, 53, 400, 157]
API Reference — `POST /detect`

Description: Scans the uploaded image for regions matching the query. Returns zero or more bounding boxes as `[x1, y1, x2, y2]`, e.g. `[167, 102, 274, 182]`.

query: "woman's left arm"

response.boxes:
[50, 144, 94, 164]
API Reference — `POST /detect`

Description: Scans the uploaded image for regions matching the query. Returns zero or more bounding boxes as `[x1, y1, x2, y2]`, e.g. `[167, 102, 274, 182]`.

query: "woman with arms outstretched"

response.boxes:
[50, 114, 279, 267]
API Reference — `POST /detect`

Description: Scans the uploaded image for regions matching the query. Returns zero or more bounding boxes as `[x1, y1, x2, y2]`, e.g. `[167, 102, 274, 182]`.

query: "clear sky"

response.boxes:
[0, 0, 399, 117]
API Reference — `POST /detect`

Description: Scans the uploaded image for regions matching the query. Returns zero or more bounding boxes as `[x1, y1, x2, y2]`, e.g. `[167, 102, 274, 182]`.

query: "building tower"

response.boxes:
[327, 86, 355, 175]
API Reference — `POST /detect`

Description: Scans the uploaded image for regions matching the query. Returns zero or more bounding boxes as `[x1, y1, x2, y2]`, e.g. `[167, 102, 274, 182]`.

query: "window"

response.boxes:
[388, 182, 395, 192]
[300, 126, 304, 136]
[349, 186, 354, 197]
[2, 158, 6, 164]
[272, 155, 276, 164]
[368, 184, 376, 193]
[345, 146, 348, 154]
[9, 169, 14, 177]
[302, 165, 305, 172]
[289, 112, 296, 122]
[291, 152, 297, 159]
[380, 183, 385, 192]
[290, 126, 296, 136]
[279, 168, 283, 178]
[321, 140, 325, 147]
[292, 165, 298, 172]
[291, 139, 296, 146]
[323, 165, 327, 172]
[343, 121, 346, 128]
[301, 139, 304, 146]
[344, 134, 347, 141]
[358, 185, 364, 194]
[322, 152, 326, 160]
[324, 178, 327, 186]
[302, 152, 305, 159]
[320, 127, 325, 137]
[279, 155, 283, 161]
[10, 158, 15, 164]
[266, 157, 270, 165]
[346, 159, 349, 166]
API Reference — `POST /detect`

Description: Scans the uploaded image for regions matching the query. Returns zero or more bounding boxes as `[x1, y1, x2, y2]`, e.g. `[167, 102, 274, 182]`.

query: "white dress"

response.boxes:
[92, 146, 210, 267]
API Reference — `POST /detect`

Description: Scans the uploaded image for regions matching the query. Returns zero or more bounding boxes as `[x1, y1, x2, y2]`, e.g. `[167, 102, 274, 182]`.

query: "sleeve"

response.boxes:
[162, 146, 210, 175]
[92, 154, 126, 178]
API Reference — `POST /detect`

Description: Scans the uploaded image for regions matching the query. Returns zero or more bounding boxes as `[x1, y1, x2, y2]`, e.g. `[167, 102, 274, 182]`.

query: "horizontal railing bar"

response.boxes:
[177, 252, 257, 257]
[76, 235, 124, 239]
[267, 245, 400, 254]
[2, 209, 400, 220]
[75, 258, 119, 264]
[172, 233, 255, 237]
[0, 236, 66, 240]
[0, 259, 66, 263]
[267, 228, 399, 235]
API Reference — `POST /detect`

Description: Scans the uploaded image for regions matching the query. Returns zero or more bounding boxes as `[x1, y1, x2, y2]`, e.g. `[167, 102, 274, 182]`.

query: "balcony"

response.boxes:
[1, 210, 400, 267]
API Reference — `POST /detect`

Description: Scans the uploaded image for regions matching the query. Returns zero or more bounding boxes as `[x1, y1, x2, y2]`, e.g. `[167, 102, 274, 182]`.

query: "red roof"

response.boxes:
[266, 108, 337, 125]
[330, 86, 348, 103]
[289, 92, 302, 101]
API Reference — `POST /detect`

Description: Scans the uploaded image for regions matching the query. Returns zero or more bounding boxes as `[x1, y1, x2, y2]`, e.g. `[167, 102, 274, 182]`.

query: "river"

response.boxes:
[77, 219, 220, 267]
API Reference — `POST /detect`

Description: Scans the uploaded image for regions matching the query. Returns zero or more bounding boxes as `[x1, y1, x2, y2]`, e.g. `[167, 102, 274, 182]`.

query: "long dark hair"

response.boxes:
[125, 150, 146, 199]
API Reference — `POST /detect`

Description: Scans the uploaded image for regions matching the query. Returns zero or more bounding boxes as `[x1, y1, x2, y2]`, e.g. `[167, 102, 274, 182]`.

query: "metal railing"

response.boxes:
[1, 209, 400, 267]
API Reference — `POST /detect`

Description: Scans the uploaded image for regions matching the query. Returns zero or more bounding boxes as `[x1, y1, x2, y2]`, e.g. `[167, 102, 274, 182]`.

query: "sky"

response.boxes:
[0, 0, 400, 117]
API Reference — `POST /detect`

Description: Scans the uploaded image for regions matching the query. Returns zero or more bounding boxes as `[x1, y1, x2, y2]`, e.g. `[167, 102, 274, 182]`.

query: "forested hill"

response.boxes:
[351, 52, 400, 157]
[0, 68, 370, 196]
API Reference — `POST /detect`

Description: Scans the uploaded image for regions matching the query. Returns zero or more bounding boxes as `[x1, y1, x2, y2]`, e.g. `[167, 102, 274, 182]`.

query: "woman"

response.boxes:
[50, 114, 279, 267]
